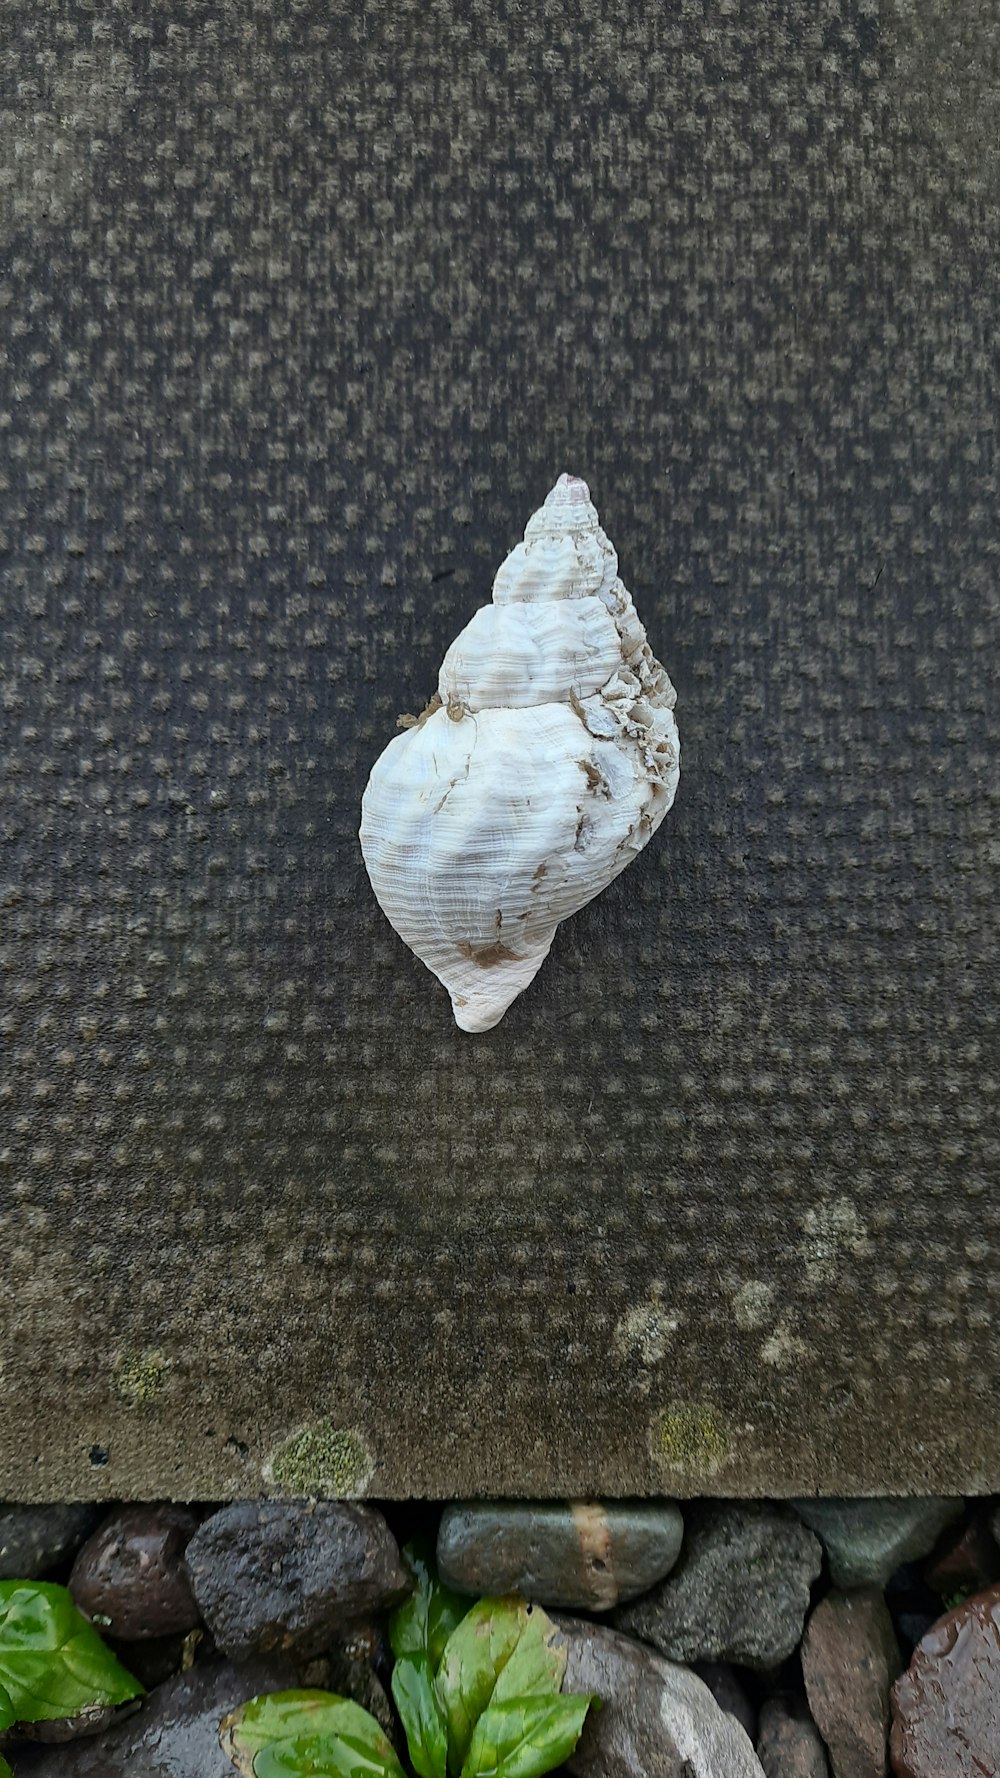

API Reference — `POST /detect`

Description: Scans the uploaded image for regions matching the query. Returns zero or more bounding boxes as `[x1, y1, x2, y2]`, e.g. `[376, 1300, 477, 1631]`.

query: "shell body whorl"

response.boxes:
[359, 475, 680, 1031]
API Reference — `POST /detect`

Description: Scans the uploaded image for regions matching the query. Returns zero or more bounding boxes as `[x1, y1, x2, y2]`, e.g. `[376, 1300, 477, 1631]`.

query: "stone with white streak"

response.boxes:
[553, 1616, 766, 1778]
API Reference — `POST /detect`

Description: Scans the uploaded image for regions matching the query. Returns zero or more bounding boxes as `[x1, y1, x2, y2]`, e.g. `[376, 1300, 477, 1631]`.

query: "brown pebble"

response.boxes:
[757, 1696, 830, 1778]
[70, 1505, 201, 1640]
[802, 1588, 900, 1778]
[891, 1584, 1000, 1778]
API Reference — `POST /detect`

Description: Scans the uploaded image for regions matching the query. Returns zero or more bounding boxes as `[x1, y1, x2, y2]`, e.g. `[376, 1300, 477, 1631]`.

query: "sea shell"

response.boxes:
[359, 474, 680, 1031]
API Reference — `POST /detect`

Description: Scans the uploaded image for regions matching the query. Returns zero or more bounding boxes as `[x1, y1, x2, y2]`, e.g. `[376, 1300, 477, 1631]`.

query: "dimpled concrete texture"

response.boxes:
[0, 0, 997, 1501]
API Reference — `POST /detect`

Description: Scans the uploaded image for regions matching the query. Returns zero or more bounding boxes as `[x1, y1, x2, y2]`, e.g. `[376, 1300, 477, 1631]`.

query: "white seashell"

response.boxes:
[359, 474, 680, 1032]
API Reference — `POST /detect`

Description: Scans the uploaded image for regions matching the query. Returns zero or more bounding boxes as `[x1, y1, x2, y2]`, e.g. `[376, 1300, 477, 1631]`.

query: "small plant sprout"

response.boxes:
[220, 1540, 599, 1778]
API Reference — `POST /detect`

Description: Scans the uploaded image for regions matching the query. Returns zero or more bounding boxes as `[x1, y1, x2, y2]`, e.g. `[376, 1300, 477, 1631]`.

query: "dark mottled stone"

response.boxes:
[437, 1500, 684, 1609]
[891, 1584, 1000, 1778]
[0, 1506, 101, 1580]
[757, 1697, 829, 1778]
[614, 1503, 822, 1673]
[893, 1612, 941, 1660]
[105, 1633, 193, 1691]
[802, 1589, 901, 1778]
[9, 1658, 303, 1776]
[325, 1630, 407, 1758]
[552, 1616, 765, 1778]
[692, 1661, 757, 1743]
[69, 1506, 200, 1639]
[184, 1500, 410, 1658]
[790, 1499, 964, 1590]
[8, 1701, 130, 1745]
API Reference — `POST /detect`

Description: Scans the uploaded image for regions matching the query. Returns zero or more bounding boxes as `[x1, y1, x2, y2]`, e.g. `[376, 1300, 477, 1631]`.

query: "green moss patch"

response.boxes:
[650, 1403, 730, 1479]
[264, 1421, 374, 1498]
[112, 1351, 167, 1405]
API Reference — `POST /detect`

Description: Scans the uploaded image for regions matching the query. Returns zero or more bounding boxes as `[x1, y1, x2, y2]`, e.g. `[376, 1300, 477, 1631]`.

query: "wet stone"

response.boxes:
[757, 1697, 830, 1778]
[69, 1505, 201, 1639]
[614, 1502, 822, 1673]
[9, 1657, 306, 1777]
[790, 1498, 964, 1591]
[184, 1499, 410, 1659]
[923, 1508, 1000, 1599]
[0, 1505, 101, 1580]
[553, 1616, 766, 1778]
[437, 1499, 684, 1609]
[7, 1700, 128, 1745]
[802, 1589, 901, 1778]
[890, 1583, 1000, 1778]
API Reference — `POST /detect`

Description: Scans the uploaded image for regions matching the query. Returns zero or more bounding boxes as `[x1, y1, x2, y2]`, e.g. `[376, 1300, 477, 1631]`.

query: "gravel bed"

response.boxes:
[1, 1492, 997, 1775]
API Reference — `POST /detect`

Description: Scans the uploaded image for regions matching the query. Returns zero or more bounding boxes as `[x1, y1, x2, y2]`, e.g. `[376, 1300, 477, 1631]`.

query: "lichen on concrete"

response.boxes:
[614, 1299, 680, 1367]
[263, 1420, 374, 1497]
[650, 1403, 730, 1480]
[113, 1351, 167, 1405]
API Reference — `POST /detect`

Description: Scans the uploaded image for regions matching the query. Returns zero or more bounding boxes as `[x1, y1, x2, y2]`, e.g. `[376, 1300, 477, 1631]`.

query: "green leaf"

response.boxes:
[390, 1652, 448, 1778]
[0, 1581, 143, 1726]
[489, 1609, 566, 1705]
[0, 1754, 12, 1778]
[220, 1689, 409, 1778]
[0, 1680, 14, 1733]
[436, 1598, 529, 1777]
[460, 1695, 595, 1778]
[389, 1540, 468, 1670]
[387, 1544, 464, 1778]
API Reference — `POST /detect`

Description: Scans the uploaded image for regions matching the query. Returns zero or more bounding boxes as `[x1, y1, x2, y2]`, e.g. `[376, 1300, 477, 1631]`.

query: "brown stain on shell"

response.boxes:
[578, 758, 610, 796]
[456, 941, 524, 969]
[397, 691, 443, 730]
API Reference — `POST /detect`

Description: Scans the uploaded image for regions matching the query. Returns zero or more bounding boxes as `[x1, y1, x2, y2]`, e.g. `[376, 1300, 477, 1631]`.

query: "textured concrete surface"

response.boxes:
[0, 0, 997, 1499]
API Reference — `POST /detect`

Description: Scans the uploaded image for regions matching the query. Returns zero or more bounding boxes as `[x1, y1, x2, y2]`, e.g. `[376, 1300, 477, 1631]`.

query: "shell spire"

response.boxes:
[492, 473, 619, 607]
[359, 475, 680, 1031]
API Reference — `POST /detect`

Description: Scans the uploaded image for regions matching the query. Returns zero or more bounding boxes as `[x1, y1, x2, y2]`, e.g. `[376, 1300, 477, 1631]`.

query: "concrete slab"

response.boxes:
[0, 0, 996, 1499]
